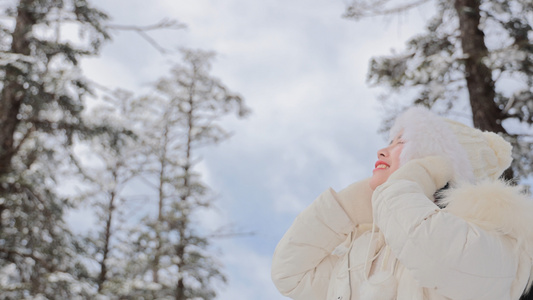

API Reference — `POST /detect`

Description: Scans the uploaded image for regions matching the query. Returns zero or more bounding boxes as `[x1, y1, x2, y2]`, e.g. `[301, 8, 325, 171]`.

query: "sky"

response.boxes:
[77, 0, 434, 299]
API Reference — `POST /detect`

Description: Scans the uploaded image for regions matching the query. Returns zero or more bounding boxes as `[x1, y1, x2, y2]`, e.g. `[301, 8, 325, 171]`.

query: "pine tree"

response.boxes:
[70, 89, 146, 296]
[118, 48, 249, 300]
[344, 0, 533, 181]
[0, 0, 110, 297]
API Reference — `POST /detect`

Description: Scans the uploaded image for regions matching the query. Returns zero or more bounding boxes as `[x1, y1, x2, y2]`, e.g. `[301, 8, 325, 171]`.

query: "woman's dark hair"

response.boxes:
[434, 182, 450, 208]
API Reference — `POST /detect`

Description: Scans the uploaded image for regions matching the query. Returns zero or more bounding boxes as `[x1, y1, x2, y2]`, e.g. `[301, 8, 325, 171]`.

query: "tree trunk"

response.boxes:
[454, 0, 514, 181]
[174, 86, 195, 300]
[97, 190, 116, 292]
[0, 0, 34, 177]
[175, 242, 186, 300]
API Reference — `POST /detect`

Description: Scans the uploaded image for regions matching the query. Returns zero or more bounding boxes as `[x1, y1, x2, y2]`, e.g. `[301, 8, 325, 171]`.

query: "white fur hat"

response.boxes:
[389, 106, 512, 183]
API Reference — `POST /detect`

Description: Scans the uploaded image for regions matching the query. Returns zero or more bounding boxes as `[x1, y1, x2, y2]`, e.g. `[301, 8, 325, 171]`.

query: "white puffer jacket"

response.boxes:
[271, 177, 533, 300]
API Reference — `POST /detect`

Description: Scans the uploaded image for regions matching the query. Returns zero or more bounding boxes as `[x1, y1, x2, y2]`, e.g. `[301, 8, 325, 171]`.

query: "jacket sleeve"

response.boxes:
[271, 179, 373, 299]
[372, 180, 519, 299]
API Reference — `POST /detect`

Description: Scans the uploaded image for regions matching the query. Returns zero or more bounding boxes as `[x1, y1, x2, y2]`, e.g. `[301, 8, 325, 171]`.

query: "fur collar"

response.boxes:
[442, 180, 533, 254]
[441, 180, 533, 291]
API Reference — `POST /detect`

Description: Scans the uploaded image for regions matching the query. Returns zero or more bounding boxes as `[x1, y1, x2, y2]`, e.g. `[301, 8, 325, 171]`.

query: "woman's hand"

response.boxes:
[386, 156, 454, 199]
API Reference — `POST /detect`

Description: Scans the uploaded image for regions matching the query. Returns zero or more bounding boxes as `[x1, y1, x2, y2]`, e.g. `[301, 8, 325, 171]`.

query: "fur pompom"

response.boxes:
[359, 271, 398, 300]
[482, 131, 512, 178]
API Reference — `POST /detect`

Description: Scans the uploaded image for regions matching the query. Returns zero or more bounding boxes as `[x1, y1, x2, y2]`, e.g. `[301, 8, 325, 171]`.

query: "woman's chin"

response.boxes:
[369, 172, 389, 191]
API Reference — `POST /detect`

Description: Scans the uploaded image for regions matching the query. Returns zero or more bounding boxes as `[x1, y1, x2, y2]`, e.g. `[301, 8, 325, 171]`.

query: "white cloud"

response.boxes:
[273, 191, 308, 215]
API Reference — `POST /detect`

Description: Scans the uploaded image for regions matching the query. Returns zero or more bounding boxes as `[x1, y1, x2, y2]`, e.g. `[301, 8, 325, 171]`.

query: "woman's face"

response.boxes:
[369, 135, 404, 190]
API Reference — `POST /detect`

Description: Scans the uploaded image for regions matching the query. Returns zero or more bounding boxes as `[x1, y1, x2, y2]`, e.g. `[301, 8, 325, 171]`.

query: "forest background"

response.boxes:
[0, 0, 531, 299]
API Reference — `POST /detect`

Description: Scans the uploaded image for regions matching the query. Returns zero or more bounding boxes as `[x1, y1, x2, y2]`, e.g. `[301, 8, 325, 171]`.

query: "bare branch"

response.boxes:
[106, 18, 186, 54]
[108, 18, 186, 32]
[135, 29, 168, 54]
[207, 230, 255, 239]
[133, 174, 160, 190]
[343, 0, 431, 20]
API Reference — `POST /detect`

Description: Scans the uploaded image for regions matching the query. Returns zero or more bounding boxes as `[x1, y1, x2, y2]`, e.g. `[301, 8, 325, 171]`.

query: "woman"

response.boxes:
[271, 107, 533, 300]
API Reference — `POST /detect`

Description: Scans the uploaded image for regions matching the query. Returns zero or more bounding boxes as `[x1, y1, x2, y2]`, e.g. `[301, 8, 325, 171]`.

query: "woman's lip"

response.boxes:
[374, 160, 390, 168]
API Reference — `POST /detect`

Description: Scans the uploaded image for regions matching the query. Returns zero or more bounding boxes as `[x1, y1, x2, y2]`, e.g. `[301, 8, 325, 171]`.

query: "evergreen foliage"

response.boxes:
[0, 0, 111, 297]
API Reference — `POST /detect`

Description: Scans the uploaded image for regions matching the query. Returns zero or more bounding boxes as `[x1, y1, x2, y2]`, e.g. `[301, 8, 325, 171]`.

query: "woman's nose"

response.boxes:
[378, 147, 388, 158]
